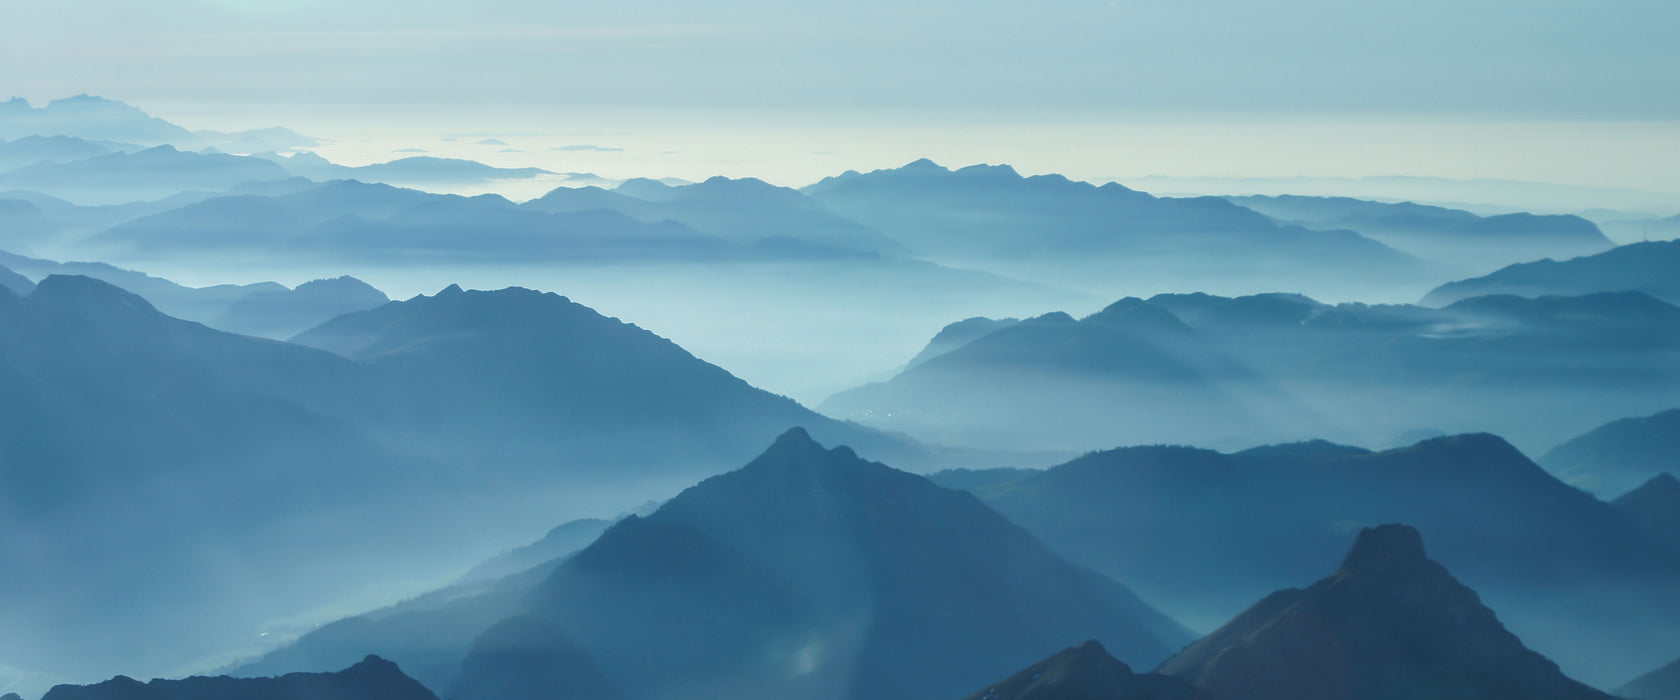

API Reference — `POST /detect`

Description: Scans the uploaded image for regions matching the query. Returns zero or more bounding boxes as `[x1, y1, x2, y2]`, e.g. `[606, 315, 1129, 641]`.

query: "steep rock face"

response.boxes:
[1157, 525, 1614, 700]
[39, 656, 438, 700]
[958, 640, 1200, 700]
[486, 428, 1193, 700]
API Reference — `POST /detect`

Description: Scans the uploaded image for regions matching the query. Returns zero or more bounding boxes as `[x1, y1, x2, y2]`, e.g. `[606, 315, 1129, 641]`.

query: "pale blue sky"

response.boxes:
[5, 0, 1679, 197]
[6, 0, 1677, 116]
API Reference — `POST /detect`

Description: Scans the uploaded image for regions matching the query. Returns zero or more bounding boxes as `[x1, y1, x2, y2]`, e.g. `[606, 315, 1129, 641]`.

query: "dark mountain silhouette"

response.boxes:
[40, 656, 438, 700]
[953, 434, 1680, 687]
[453, 517, 614, 585]
[957, 640, 1200, 700]
[2, 276, 940, 691]
[1542, 409, 1680, 497]
[0, 135, 118, 172]
[1423, 240, 1680, 307]
[1623, 657, 1680, 700]
[0, 261, 33, 295]
[1615, 474, 1680, 550]
[902, 316, 1021, 369]
[1228, 194, 1613, 267]
[256, 151, 554, 184]
[828, 290, 1680, 452]
[1156, 525, 1614, 700]
[289, 284, 931, 472]
[210, 276, 389, 339]
[822, 297, 1318, 451]
[0, 249, 384, 340]
[800, 160, 1422, 296]
[460, 428, 1192, 700]
[0, 145, 292, 204]
[90, 179, 868, 263]
[525, 176, 905, 256]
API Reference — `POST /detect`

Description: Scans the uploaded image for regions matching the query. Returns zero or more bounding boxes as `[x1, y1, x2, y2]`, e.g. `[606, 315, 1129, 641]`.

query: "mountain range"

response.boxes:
[0, 276, 936, 691]
[1541, 409, 1680, 497]
[1227, 194, 1614, 270]
[1155, 524, 1614, 700]
[825, 290, 1680, 453]
[931, 434, 1680, 687]
[38, 656, 436, 700]
[246, 428, 1193, 700]
[1422, 240, 1680, 307]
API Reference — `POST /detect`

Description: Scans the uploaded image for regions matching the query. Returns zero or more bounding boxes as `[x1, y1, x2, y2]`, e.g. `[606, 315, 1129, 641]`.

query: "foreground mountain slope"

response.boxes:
[1156, 524, 1614, 700]
[1542, 409, 1680, 497]
[957, 641, 1200, 700]
[1422, 240, 1680, 306]
[956, 434, 1680, 687]
[40, 656, 438, 700]
[474, 428, 1193, 700]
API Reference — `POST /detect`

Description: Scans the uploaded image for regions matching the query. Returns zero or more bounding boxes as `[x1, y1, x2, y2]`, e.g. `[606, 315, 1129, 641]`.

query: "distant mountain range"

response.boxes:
[1624, 656, 1680, 700]
[1228, 194, 1613, 270]
[1541, 409, 1680, 497]
[825, 290, 1680, 453]
[801, 160, 1428, 298]
[0, 277, 936, 692]
[1423, 240, 1680, 307]
[246, 428, 1193, 700]
[931, 434, 1680, 688]
[0, 249, 388, 340]
[39, 656, 436, 700]
[253, 151, 555, 185]
[1155, 524, 1613, 700]
[0, 146, 293, 205]
[0, 96, 314, 151]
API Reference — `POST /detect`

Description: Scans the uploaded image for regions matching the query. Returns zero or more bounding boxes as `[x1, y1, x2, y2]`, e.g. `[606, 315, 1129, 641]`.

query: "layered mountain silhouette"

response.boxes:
[0, 135, 119, 173]
[0, 277, 933, 691]
[1155, 524, 1614, 700]
[1542, 409, 1680, 497]
[0, 146, 292, 204]
[1423, 240, 1680, 307]
[936, 434, 1680, 686]
[826, 290, 1680, 452]
[0, 249, 387, 340]
[1615, 474, 1680, 550]
[1228, 194, 1613, 268]
[40, 656, 438, 700]
[255, 151, 553, 185]
[88, 179, 872, 263]
[957, 641, 1199, 700]
[465, 428, 1192, 700]
[1623, 657, 1680, 700]
[823, 297, 1315, 451]
[800, 159, 1423, 297]
[248, 429, 1192, 700]
[525, 176, 904, 256]
[0, 95, 313, 151]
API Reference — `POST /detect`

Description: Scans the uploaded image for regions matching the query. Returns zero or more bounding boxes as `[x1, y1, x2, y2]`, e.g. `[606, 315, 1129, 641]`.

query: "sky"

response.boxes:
[4, 0, 1679, 194]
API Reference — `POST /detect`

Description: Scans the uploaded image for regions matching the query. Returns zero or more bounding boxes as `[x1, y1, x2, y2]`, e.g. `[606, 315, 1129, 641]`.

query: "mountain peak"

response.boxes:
[1339, 524, 1428, 573]
[27, 274, 160, 316]
[902, 157, 946, 171]
[959, 639, 1199, 700]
